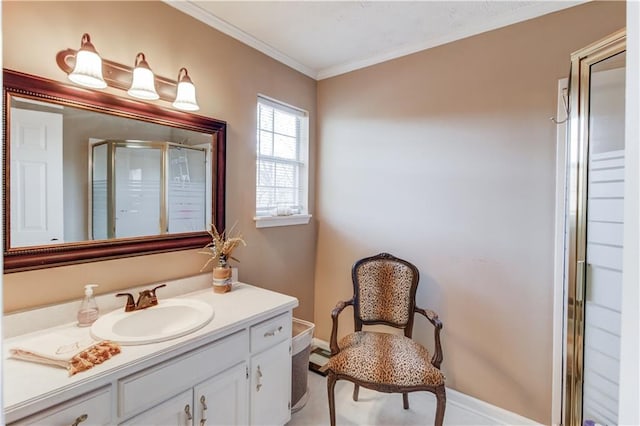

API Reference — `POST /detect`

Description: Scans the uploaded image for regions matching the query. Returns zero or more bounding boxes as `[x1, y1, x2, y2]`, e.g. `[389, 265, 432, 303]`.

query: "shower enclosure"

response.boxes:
[91, 140, 209, 240]
[564, 29, 626, 426]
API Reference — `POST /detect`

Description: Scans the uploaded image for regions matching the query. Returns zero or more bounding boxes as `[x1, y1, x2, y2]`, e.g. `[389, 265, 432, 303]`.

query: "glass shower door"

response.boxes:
[581, 49, 626, 426]
[565, 30, 626, 426]
[91, 141, 207, 239]
[114, 145, 162, 238]
[167, 145, 207, 233]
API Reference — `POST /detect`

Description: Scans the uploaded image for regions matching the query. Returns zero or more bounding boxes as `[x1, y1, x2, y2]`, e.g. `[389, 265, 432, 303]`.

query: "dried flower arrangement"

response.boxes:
[199, 223, 246, 271]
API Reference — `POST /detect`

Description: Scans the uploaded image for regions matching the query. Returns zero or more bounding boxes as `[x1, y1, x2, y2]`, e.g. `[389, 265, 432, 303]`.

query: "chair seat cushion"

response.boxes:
[326, 331, 445, 387]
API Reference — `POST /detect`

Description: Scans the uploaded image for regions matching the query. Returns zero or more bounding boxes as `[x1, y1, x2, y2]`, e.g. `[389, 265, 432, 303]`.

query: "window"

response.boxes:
[255, 96, 310, 228]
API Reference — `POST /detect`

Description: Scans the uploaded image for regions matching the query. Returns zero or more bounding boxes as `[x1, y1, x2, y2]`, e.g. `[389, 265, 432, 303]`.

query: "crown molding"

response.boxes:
[163, 0, 318, 80]
[317, 1, 586, 80]
[166, 0, 585, 82]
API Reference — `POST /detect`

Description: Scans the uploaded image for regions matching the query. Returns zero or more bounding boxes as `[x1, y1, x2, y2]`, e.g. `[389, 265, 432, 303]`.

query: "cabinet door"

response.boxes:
[118, 331, 247, 419]
[194, 362, 248, 426]
[250, 339, 291, 426]
[121, 389, 193, 426]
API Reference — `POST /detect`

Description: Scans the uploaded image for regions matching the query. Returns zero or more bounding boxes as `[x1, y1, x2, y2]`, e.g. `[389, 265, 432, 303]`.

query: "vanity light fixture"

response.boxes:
[57, 33, 200, 112]
[128, 53, 160, 100]
[67, 33, 107, 89]
[172, 68, 199, 111]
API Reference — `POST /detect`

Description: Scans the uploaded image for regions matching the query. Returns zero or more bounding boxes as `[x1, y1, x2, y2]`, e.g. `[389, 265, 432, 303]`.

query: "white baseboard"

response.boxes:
[312, 337, 330, 351]
[447, 388, 541, 425]
[311, 338, 541, 426]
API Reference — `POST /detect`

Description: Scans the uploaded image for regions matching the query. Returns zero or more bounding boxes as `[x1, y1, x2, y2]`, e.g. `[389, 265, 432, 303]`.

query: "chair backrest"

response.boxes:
[352, 253, 419, 336]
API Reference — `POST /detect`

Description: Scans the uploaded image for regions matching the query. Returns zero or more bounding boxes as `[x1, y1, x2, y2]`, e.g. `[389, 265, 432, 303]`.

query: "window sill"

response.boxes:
[254, 214, 312, 228]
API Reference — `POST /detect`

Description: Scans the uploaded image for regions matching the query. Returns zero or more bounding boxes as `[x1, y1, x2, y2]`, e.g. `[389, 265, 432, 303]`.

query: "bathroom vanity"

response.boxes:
[3, 279, 298, 425]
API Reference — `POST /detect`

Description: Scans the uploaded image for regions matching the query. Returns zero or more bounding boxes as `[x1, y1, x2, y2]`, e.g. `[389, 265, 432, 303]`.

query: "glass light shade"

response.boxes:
[173, 80, 199, 111]
[128, 66, 159, 100]
[68, 49, 107, 89]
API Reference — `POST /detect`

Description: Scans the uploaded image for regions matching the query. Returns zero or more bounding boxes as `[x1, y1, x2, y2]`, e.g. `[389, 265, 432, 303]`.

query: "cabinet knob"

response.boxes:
[184, 404, 193, 421]
[71, 414, 88, 426]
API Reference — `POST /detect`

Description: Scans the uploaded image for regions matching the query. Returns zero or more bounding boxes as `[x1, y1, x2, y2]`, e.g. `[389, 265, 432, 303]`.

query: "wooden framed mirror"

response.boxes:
[3, 69, 226, 272]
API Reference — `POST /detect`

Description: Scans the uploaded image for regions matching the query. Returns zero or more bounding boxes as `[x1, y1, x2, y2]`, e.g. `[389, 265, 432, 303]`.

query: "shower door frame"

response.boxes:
[564, 28, 626, 426]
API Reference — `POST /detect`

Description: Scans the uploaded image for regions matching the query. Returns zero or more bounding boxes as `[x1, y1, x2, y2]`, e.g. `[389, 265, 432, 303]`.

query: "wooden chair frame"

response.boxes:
[327, 253, 446, 425]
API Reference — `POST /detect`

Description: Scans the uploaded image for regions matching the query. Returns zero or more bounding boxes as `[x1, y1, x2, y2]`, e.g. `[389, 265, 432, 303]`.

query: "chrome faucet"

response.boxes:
[116, 284, 167, 312]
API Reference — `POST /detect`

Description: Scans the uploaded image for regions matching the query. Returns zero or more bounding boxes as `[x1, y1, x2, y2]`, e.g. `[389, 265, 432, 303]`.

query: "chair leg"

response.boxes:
[434, 386, 446, 426]
[353, 384, 359, 401]
[403, 392, 409, 409]
[327, 373, 338, 426]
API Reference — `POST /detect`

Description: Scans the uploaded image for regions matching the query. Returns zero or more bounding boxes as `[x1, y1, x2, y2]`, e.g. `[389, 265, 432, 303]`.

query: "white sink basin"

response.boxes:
[91, 298, 214, 345]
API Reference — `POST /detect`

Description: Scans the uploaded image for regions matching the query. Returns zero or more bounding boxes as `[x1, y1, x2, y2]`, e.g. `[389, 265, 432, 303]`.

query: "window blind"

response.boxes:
[256, 96, 308, 216]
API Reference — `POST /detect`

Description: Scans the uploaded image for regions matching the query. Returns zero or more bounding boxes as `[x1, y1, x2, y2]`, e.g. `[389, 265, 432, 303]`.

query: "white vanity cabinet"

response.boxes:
[119, 312, 295, 426]
[4, 283, 299, 426]
[120, 330, 249, 425]
[249, 312, 293, 426]
[122, 359, 249, 426]
[118, 330, 248, 422]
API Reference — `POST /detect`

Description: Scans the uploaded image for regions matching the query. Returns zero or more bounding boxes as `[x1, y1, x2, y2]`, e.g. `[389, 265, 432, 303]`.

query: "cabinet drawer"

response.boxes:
[11, 386, 112, 426]
[120, 389, 192, 426]
[119, 330, 248, 419]
[250, 312, 291, 354]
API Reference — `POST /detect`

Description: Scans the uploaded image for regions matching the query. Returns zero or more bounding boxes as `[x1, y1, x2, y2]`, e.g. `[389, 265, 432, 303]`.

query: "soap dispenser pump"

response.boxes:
[77, 284, 99, 327]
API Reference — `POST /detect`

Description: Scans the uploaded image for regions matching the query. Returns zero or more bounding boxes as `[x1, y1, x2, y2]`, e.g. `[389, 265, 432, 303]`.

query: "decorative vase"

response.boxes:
[212, 258, 232, 293]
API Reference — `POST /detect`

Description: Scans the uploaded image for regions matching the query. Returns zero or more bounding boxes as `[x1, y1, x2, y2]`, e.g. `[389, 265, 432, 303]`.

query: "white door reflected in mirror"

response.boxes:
[10, 107, 64, 247]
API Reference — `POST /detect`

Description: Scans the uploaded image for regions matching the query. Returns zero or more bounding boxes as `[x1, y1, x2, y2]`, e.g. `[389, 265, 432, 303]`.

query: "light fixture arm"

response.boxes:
[134, 52, 150, 69]
[56, 49, 179, 103]
[177, 67, 192, 83]
[79, 33, 99, 54]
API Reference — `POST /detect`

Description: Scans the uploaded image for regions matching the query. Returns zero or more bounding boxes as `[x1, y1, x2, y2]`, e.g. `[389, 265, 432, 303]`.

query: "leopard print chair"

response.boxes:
[326, 253, 445, 426]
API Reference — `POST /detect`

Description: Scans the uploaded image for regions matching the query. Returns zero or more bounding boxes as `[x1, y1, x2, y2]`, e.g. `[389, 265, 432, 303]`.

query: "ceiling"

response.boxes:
[166, 1, 584, 80]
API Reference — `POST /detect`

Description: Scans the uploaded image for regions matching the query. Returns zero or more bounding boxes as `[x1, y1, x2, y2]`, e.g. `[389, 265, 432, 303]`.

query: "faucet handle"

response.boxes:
[135, 284, 166, 310]
[116, 293, 135, 312]
[151, 284, 167, 296]
[148, 284, 167, 306]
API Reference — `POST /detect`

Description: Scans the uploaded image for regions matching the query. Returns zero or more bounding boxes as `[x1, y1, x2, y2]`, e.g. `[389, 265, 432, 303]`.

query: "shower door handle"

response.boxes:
[576, 260, 586, 303]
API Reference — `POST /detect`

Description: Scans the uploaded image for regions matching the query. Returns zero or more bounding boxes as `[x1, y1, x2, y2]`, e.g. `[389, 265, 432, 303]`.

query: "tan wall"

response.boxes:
[2, 1, 317, 322]
[314, 2, 625, 423]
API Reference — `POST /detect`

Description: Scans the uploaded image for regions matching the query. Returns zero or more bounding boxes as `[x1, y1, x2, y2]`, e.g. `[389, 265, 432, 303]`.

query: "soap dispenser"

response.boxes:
[77, 284, 99, 327]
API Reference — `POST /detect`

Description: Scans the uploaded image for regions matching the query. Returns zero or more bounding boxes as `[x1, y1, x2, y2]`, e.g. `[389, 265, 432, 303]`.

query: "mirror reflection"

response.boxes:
[90, 140, 210, 241]
[9, 95, 213, 248]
